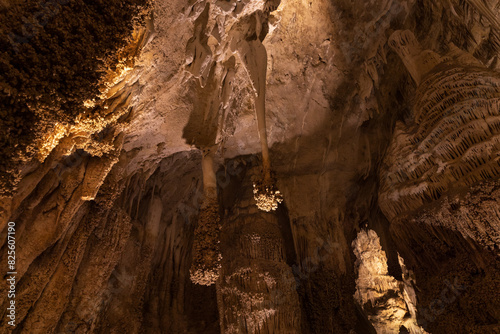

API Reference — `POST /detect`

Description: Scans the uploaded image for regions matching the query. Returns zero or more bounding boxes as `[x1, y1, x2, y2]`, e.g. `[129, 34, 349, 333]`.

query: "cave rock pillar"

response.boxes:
[217, 169, 301, 333]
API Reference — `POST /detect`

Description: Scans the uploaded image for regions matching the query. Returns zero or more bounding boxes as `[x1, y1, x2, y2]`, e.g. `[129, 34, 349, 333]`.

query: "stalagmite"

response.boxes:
[217, 166, 301, 333]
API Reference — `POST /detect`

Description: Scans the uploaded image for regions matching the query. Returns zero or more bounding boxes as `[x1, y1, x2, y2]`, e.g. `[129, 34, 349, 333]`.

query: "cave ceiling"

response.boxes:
[0, 0, 499, 333]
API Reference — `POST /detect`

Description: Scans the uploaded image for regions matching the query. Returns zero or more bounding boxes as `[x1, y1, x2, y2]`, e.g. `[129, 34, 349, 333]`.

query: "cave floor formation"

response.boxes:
[0, 0, 499, 333]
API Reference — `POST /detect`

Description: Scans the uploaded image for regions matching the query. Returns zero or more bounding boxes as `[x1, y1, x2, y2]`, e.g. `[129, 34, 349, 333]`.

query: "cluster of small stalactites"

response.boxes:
[189, 254, 222, 286]
[252, 182, 283, 212]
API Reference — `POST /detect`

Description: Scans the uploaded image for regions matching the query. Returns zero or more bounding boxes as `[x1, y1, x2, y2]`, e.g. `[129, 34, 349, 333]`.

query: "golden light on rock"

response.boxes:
[2, 0, 500, 333]
[252, 181, 283, 212]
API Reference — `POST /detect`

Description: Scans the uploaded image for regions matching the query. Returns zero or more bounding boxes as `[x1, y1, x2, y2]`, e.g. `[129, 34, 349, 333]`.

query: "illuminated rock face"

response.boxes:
[352, 229, 426, 334]
[1, 0, 500, 333]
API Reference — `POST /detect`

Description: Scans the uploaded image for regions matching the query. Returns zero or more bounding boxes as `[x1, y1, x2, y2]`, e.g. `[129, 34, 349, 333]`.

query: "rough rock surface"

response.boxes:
[0, 0, 500, 333]
[352, 229, 426, 334]
[218, 165, 301, 333]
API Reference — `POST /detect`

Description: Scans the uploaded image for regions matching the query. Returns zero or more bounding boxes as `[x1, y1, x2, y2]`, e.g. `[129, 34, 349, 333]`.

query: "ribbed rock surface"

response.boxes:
[380, 31, 500, 249]
[379, 30, 500, 334]
[218, 167, 301, 333]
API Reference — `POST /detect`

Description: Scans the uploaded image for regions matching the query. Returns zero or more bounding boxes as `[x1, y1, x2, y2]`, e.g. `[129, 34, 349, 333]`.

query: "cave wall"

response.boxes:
[0, 0, 499, 333]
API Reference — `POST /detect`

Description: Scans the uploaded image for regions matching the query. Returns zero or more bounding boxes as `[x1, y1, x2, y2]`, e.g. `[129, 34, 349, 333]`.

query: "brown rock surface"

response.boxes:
[0, 0, 499, 333]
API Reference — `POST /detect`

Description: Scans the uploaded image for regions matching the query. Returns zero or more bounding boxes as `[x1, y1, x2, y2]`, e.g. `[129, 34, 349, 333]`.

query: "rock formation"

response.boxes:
[352, 229, 426, 334]
[218, 164, 300, 333]
[381, 30, 500, 250]
[190, 146, 222, 286]
[0, 0, 499, 333]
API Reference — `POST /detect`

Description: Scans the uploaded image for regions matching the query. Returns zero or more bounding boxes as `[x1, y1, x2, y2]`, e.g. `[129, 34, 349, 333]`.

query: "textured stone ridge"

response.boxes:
[399, 179, 500, 250]
[380, 31, 500, 231]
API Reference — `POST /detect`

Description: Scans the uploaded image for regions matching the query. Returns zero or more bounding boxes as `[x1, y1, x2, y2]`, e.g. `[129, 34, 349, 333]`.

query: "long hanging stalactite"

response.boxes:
[233, 9, 283, 212]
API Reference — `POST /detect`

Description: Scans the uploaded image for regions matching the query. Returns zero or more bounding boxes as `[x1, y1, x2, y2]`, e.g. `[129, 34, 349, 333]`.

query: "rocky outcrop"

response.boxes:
[379, 30, 500, 333]
[0, 0, 151, 194]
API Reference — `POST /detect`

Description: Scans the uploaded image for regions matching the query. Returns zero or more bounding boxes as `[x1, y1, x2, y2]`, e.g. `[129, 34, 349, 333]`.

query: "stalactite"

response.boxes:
[232, 10, 283, 212]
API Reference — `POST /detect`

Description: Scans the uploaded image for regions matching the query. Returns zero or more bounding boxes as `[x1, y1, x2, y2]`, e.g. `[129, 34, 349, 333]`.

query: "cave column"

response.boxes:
[217, 168, 301, 333]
